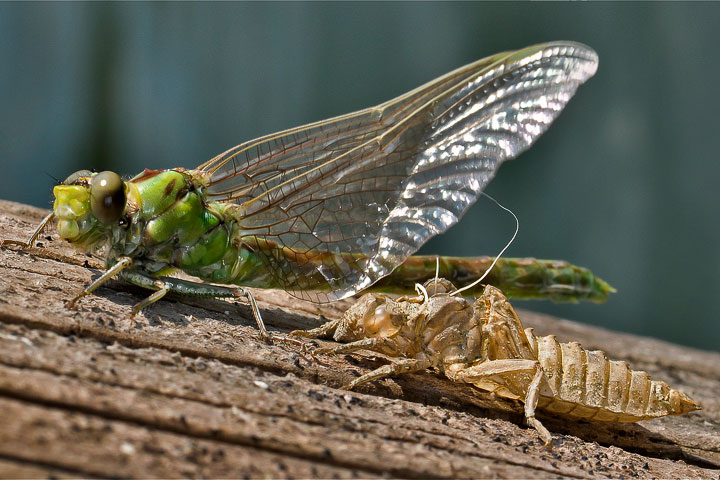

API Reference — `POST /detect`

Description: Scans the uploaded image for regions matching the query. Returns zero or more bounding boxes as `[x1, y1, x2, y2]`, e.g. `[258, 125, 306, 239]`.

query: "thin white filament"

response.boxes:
[451, 192, 519, 297]
[415, 282, 429, 304]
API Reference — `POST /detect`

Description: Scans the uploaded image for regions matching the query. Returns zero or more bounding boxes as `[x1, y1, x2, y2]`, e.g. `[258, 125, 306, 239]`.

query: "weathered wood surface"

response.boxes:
[0, 198, 718, 479]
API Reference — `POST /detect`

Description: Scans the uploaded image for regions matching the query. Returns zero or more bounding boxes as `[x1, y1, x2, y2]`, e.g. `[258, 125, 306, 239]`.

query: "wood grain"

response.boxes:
[1, 199, 718, 478]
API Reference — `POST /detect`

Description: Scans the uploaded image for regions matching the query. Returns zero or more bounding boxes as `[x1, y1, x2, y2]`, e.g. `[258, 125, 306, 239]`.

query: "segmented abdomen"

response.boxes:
[528, 333, 699, 422]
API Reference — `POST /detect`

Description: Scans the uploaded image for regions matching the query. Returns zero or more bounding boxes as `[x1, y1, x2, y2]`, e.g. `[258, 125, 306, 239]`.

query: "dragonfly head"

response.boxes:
[335, 293, 404, 342]
[52, 170, 127, 251]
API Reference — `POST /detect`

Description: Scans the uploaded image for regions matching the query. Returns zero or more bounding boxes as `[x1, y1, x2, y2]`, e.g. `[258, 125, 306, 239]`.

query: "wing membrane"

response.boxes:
[201, 42, 598, 302]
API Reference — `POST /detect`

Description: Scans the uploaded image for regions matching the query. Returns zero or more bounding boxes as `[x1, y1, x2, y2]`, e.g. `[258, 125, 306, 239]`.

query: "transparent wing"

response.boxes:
[200, 42, 598, 302]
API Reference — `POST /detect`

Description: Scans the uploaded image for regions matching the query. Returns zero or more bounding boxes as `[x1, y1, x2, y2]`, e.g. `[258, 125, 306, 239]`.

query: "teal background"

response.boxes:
[1, 3, 718, 351]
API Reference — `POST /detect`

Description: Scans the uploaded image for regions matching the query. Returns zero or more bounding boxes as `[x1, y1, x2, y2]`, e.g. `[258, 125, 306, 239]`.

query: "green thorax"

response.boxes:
[116, 169, 268, 285]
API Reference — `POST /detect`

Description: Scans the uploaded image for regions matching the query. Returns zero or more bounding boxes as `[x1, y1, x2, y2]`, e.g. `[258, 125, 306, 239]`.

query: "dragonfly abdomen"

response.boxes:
[375, 255, 615, 303]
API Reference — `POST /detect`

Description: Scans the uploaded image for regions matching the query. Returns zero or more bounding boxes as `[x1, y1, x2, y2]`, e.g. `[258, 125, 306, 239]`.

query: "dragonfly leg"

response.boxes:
[67, 256, 133, 309]
[214, 286, 315, 353]
[343, 357, 430, 391]
[1, 211, 56, 248]
[118, 270, 310, 351]
[130, 280, 171, 317]
[454, 359, 552, 447]
[233, 286, 284, 343]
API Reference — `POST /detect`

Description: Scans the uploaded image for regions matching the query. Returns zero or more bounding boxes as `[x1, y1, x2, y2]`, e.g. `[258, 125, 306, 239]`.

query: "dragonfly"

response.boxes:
[2, 41, 608, 342]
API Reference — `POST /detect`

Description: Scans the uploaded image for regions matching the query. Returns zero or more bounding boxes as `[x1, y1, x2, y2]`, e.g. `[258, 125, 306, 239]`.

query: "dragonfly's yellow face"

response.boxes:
[52, 170, 126, 250]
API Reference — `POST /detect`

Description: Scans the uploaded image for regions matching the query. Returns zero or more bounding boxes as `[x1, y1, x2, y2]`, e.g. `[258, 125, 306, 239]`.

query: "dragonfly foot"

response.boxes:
[260, 331, 316, 357]
[2, 212, 55, 250]
[0, 239, 32, 249]
[66, 295, 83, 310]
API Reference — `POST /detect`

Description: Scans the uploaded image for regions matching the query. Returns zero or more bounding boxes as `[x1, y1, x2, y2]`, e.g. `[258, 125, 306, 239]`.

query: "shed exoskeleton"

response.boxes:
[292, 279, 700, 446]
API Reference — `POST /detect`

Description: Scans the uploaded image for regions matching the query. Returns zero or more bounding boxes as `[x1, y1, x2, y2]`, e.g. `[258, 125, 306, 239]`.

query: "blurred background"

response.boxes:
[1, 3, 718, 351]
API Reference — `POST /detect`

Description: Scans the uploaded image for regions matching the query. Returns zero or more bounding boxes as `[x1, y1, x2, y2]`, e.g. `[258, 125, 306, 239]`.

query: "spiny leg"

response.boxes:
[121, 269, 244, 315]
[130, 279, 171, 317]
[309, 337, 430, 390]
[472, 288, 553, 446]
[119, 270, 310, 350]
[455, 358, 539, 380]
[455, 359, 552, 447]
[343, 357, 430, 391]
[236, 286, 303, 347]
[395, 290, 425, 304]
[67, 256, 133, 309]
[289, 317, 343, 339]
[524, 367, 552, 448]
[315, 337, 387, 355]
[477, 286, 538, 367]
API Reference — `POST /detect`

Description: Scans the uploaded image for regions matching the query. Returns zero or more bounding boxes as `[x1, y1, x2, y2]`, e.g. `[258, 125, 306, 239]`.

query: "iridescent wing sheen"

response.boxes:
[199, 42, 598, 302]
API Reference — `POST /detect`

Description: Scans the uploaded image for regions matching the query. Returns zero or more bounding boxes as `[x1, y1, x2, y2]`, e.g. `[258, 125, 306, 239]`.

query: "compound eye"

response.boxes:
[63, 170, 93, 185]
[90, 171, 126, 224]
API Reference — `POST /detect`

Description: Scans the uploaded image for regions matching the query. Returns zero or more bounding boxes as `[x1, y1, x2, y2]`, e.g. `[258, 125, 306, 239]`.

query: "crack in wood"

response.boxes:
[0, 453, 107, 479]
